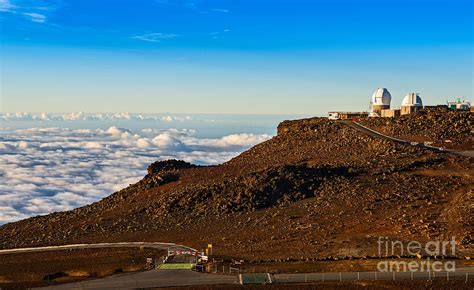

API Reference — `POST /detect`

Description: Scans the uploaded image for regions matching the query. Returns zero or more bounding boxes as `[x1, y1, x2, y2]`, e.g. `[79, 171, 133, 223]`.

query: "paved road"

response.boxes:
[0, 242, 237, 289]
[343, 121, 474, 158]
[36, 269, 238, 290]
[0, 242, 196, 255]
[166, 253, 198, 264]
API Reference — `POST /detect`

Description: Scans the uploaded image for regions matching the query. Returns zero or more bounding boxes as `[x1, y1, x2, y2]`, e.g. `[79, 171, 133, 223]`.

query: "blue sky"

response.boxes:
[1, 0, 472, 114]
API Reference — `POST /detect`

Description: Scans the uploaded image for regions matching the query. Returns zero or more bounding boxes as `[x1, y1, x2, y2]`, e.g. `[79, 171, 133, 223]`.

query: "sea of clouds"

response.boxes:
[0, 112, 193, 122]
[0, 114, 276, 224]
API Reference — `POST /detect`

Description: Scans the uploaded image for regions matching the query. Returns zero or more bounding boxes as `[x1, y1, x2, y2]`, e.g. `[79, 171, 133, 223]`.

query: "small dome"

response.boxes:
[371, 88, 391, 106]
[402, 93, 423, 107]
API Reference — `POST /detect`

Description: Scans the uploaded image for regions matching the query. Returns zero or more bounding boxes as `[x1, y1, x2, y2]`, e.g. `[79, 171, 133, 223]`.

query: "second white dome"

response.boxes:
[402, 93, 423, 107]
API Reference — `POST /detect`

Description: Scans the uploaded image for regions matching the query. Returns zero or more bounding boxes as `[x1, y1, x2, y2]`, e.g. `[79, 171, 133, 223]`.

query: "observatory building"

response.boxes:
[447, 98, 471, 111]
[369, 88, 391, 117]
[326, 88, 432, 120]
[401, 92, 423, 115]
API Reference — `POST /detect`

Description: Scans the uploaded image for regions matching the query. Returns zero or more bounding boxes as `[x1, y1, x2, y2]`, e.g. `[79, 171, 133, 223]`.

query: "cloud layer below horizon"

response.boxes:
[0, 125, 271, 224]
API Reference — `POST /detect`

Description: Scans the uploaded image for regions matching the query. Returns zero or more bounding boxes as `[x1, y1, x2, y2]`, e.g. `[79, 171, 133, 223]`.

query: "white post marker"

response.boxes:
[267, 273, 273, 284]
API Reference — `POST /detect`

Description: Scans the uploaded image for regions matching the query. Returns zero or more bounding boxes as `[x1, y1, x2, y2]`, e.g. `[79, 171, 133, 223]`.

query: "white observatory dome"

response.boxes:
[402, 93, 423, 107]
[371, 88, 392, 106]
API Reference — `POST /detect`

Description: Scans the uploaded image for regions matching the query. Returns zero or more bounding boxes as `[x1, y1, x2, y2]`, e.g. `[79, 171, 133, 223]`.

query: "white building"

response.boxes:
[447, 98, 471, 111]
[401, 93, 423, 115]
[369, 88, 392, 117]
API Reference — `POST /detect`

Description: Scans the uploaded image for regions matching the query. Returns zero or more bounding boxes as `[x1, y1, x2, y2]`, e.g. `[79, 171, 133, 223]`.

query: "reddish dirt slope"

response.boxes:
[0, 118, 472, 262]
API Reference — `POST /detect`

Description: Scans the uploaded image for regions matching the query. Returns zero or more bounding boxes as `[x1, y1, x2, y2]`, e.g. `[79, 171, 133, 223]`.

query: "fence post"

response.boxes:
[357, 272, 360, 280]
[392, 271, 395, 281]
[447, 271, 449, 281]
[339, 272, 342, 282]
[429, 270, 431, 281]
[322, 272, 325, 282]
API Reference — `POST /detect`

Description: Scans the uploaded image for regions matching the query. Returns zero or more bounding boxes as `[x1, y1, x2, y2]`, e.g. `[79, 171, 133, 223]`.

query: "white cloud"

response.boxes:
[0, 143, 16, 152]
[39, 143, 63, 151]
[155, 1, 229, 14]
[18, 141, 29, 149]
[0, 112, 196, 122]
[0, 0, 16, 12]
[132, 32, 179, 43]
[136, 138, 151, 148]
[22, 12, 46, 22]
[0, 207, 29, 224]
[152, 133, 186, 150]
[62, 112, 84, 120]
[1, 0, 60, 22]
[211, 8, 229, 13]
[219, 133, 270, 147]
[84, 142, 103, 149]
[161, 115, 174, 122]
[208, 28, 230, 39]
[106, 126, 130, 136]
[0, 124, 272, 224]
[159, 115, 192, 123]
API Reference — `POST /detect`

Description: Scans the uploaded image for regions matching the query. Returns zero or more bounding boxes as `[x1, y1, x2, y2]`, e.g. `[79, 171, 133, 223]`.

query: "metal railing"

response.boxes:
[271, 270, 472, 284]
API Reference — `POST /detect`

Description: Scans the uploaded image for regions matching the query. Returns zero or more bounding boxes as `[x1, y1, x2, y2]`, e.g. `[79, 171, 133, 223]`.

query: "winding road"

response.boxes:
[0, 242, 196, 255]
[343, 121, 474, 158]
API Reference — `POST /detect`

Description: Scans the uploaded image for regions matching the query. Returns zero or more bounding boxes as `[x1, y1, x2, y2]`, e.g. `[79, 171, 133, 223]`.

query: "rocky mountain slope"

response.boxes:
[0, 116, 472, 261]
[360, 107, 473, 150]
